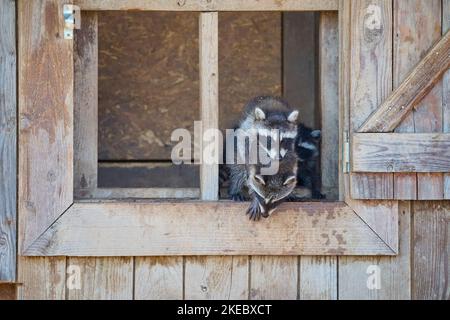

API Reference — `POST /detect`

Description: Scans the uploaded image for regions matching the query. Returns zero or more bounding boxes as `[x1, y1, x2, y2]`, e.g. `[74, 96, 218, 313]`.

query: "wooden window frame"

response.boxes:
[19, 0, 399, 257]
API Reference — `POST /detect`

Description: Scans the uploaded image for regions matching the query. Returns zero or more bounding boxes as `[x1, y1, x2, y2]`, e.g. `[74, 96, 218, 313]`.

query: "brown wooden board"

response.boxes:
[0, 0, 16, 282]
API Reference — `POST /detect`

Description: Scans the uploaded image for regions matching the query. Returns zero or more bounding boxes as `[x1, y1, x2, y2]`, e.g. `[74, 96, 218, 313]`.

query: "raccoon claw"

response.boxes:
[246, 202, 262, 221]
[230, 194, 246, 202]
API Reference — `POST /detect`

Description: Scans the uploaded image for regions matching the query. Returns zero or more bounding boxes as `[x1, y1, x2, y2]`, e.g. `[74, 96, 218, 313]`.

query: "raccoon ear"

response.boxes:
[254, 174, 266, 185]
[283, 175, 296, 186]
[255, 107, 266, 120]
[288, 110, 299, 123]
[311, 130, 321, 139]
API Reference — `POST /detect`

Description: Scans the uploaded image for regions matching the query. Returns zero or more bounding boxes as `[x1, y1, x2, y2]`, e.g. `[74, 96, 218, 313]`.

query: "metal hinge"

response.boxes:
[343, 131, 350, 173]
[63, 4, 81, 40]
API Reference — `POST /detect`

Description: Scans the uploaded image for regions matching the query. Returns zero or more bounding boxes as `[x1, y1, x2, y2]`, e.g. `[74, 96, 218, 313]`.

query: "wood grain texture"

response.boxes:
[18, 0, 74, 251]
[349, 0, 394, 200]
[360, 32, 449, 133]
[185, 256, 248, 299]
[250, 256, 297, 299]
[413, 201, 450, 300]
[199, 12, 219, 201]
[74, 12, 98, 197]
[0, 0, 16, 282]
[75, 0, 339, 11]
[299, 256, 337, 300]
[66, 257, 133, 300]
[0, 283, 16, 300]
[18, 257, 66, 300]
[352, 133, 450, 172]
[134, 257, 183, 299]
[443, 0, 450, 199]
[339, 201, 411, 299]
[24, 202, 396, 256]
[319, 11, 339, 200]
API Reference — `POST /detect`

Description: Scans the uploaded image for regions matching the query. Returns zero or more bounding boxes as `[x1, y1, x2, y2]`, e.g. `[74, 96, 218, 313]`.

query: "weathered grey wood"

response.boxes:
[75, 0, 339, 11]
[359, 30, 450, 133]
[0, 0, 16, 282]
[18, 0, 74, 251]
[339, 201, 411, 299]
[185, 256, 248, 299]
[67, 257, 133, 300]
[283, 12, 318, 128]
[349, 0, 394, 200]
[352, 133, 450, 172]
[413, 201, 450, 300]
[134, 257, 183, 299]
[18, 257, 66, 300]
[319, 11, 339, 200]
[338, 0, 351, 201]
[87, 188, 200, 199]
[24, 202, 396, 256]
[250, 256, 298, 299]
[299, 257, 337, 300]
[443, 0, 450, 199]
[199, 12, 219, 201]
[74, 12, 98, 197]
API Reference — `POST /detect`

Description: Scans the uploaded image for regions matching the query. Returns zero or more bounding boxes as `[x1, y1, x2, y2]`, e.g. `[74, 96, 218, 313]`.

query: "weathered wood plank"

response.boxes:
[338, 0, 351, 201]
[74, 12, 98, 198]
[299, 256, 337, 300]
[352, 133, 450, 172]
[349, 0, 393, 200]
[319, 11, 339, 200]
[185, 256, 248, 299]
[18, 0, 74, 251]
[413, 201, 450, 300]
[0, 283, 16, 300]
[250, 256, 297, 300]
[134, 257, 183, 299]
[66, 257, 133, 300]
[24, 202, 396, 256]
[18, 257, 66, 300]
[443, 0, 450, 199]
[359, 30, 450, 133]
[85, 188, 200, 199]
[75, 0, 339, 11]
[412, 1, 444, 200]
[339, 201, 411, 299]
[199, 12, 219, 201]
[0, 0, 16, 282]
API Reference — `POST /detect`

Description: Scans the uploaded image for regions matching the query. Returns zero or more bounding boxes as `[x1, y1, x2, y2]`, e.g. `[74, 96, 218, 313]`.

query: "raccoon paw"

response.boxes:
[230, 193, 246, 202]
[246, 201, 264, 221]
[312, 191, 326, 200]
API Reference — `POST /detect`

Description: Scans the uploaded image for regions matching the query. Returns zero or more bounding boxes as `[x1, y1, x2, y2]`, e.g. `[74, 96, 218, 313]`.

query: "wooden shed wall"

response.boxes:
[0, 0, 449, 300]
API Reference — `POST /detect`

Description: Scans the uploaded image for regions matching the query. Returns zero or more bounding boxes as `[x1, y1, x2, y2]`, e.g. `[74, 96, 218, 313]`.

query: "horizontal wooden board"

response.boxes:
[23, 202, 395, 256]
[75, 0, 338, 11]
[82, 188, 200, 199]
[352, 133, 450, 172]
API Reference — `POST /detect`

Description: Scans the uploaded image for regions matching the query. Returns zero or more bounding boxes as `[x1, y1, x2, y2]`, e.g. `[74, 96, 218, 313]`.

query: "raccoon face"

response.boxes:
[254, 107, 299, 140]
[296, 128, 321, 161]
[249, 173, 297, 217]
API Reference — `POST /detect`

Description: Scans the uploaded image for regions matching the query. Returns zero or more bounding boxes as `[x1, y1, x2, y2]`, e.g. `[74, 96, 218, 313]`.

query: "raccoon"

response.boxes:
[228, 150, 298, 220]
[227, 96, 300, 220]
[294, 124, 324, 199]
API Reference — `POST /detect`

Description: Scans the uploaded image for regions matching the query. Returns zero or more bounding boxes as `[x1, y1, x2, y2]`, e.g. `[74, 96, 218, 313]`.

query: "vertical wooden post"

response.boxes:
[0, 0, 16, 282]
[443, 0, 450, 199]
[319, 11, 339, 200]
[74, 12, 98, 199]
[199, 12, 219, 201]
